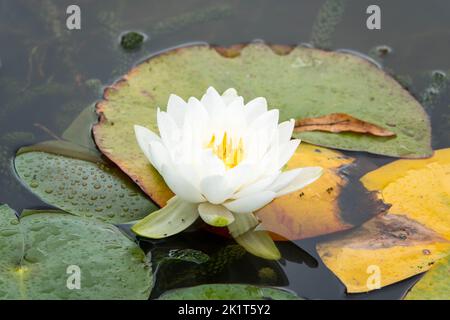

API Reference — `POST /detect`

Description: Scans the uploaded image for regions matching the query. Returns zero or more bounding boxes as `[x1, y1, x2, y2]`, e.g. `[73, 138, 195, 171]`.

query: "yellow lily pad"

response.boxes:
[317, 148, 450, 293]
[256, 143, 354, 241]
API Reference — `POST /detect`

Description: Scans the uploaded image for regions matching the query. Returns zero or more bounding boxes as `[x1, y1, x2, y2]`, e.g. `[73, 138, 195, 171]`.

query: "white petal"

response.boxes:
[147, 140, 171, 172]
[160, 164, 205, 203]
[157, 109, 181, 148]
[276, 139, 301, 170]
[268, 168, 304, 193]
[200, 175, 234, 204]
[277, 119, 295, 145]
[201, 149, 226, 177]
[201, 86, 226, 114]
[134, 125, 161, 162]
[224, 191, 276, 213]
[276, 167, 323, 197]
[248, 109, 279, 148]
[167, 94, 187, 127]
[224, 163, 253, 191]
[198, 203, 235, 227]
[244, 97, 268, 123]
[221, 88, 241, 106]
[232, 174, 278, 199]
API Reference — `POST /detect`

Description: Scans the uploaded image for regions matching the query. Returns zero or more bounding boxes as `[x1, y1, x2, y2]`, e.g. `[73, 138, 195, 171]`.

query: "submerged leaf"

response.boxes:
[132, 196, 198, 239]
[405, 253, 450, 300]
[317, 148, 450, 293]
[14, 140, 158, 224]
[158, 284, 300, 300]
[295, 113, 396, 137]
[0, 205, 152, 299]
[93, 43, 431, 207]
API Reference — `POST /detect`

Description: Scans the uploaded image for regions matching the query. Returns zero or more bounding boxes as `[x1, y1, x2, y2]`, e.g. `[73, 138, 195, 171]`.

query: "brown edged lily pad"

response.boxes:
[93, 43, 431, 207]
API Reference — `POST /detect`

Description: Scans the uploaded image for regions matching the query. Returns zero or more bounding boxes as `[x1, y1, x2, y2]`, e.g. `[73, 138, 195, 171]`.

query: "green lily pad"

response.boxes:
[93, 43, 431, 207]
[405, 254, 450, 300]
[158, 283, 300, 300]
[14, 140, 158, 224]
[0, 204, 152, 299]
[62, 104, 99, 150]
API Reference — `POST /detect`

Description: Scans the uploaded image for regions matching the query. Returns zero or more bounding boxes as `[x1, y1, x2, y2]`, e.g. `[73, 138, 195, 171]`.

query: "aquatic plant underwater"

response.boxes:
[0, 0, 449, 300]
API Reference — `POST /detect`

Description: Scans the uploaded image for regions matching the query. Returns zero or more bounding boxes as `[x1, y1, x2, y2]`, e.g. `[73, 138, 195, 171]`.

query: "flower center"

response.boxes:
[207, 132, 244, 169]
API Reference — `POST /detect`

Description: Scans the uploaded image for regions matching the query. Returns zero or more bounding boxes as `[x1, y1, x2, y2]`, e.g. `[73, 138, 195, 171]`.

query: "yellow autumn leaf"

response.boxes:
[256, 143, 356, 241]
[317, 148, 450, 293]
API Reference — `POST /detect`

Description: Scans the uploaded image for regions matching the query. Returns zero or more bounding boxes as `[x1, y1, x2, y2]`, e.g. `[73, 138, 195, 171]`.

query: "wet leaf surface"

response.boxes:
[0, 205, 152, 299]
[158, 283, 300, 300]
[14, 140, 158, 224]
[93, 43, 432, 206]
[317, 148, 450, 293]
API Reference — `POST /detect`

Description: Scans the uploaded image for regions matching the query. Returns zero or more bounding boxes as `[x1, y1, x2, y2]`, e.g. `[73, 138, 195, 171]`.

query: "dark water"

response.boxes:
[0, 0, 449, 299]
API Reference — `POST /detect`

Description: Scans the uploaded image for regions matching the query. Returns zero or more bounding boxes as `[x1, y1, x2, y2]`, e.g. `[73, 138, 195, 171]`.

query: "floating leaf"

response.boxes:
[405, 253, 450, 300]
[93, 43, 431, 207]
[257, 143, 372, 240]
[62, 104, 98, 150]
[317, 148, 450, 293]
[0, 205, 152, 299]
[158, 284, 300, 300]
[14, 140, 158, 224]
[295, 113, 396, 137]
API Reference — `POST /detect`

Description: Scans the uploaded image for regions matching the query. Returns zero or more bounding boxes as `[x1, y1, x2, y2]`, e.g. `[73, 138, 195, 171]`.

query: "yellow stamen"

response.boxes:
[207, 132, 244, 169]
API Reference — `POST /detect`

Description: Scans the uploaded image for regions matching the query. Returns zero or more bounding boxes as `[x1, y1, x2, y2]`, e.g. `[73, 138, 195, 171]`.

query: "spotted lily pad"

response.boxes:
[158, 283, 300, 300]
[0, 205, 152, 299]
[93, 43, 431, 207]
[14, 140, 158, 224]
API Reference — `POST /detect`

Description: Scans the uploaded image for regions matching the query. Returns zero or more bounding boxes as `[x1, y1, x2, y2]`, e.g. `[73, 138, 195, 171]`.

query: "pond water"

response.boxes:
[0, 0, 449, 299]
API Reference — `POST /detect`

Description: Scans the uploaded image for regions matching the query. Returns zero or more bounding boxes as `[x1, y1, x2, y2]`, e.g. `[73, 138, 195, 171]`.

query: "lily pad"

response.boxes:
[14, 140, 158, 224]
[93, 43, 431, 206]
[256, 143, 354, 241]
[317, 148, 450, 293]
[62, 104, 99, 150]
[405, 253, 450, 300]
[158, 284, 300, 300]
[0, 205, 152, 299]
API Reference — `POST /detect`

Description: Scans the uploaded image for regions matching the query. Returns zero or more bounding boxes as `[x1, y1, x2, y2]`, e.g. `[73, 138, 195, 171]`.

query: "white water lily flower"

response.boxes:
[132, 87, 323, 259]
